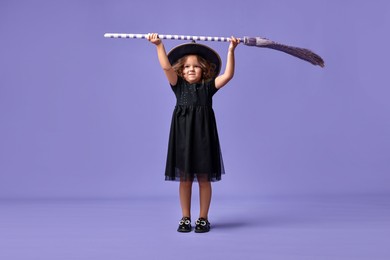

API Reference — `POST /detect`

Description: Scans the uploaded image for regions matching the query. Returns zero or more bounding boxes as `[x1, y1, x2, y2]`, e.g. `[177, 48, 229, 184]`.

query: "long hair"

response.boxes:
[172, 55, 217, 82]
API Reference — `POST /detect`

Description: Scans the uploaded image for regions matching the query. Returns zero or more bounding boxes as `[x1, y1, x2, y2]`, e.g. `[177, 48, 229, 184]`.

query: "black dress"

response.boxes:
[165, 77, 225, 182]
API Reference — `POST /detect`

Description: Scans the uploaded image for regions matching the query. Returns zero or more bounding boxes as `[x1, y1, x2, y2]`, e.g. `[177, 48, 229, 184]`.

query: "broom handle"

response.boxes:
[103, 33, 243, 43]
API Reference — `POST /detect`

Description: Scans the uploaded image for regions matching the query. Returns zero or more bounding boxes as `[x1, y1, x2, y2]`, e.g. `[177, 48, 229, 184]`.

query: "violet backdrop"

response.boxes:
[0, 0, 389, 199]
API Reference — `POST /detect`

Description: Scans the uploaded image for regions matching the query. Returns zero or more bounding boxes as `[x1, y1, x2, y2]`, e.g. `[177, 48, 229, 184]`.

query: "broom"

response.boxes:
[104, 33, 325, 67]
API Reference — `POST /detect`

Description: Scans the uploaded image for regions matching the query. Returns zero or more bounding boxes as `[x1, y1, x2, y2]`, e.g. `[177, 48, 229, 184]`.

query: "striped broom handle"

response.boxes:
[103, 33, 242, 43]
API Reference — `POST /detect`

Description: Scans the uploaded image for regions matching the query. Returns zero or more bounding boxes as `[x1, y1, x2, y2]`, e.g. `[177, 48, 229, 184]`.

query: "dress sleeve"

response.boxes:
[170, 76, 183, 94]
[208, 78, 219, 96]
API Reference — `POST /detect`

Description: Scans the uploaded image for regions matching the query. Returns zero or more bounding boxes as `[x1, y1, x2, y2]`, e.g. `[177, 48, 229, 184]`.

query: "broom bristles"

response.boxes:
[243, 37, 325, 67]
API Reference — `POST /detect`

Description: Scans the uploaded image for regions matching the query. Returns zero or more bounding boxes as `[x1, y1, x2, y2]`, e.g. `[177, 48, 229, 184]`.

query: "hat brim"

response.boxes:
[168, 43, 221, 76]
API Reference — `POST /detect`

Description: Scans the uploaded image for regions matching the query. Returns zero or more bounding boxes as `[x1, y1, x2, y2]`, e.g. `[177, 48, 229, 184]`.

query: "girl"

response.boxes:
[147, 33, 239, 233]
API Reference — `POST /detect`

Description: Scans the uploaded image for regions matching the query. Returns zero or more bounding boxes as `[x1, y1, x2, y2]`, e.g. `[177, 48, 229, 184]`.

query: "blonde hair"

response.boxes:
[172, 55, 217, 81]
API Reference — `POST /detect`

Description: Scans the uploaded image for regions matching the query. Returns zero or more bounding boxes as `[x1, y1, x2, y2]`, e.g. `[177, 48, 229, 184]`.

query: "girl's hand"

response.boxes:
[229, 36, 240, 51]
[147, 33, 161, 46]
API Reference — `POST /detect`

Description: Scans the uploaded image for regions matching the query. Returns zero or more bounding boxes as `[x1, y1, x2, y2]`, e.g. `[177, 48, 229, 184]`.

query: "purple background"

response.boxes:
[1, 0, 389, 198]
[1, 1, 390, 260]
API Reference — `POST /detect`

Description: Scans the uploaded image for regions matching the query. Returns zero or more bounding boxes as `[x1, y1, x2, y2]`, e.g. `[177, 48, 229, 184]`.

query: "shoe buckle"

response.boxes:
[196, 219, 207, 226]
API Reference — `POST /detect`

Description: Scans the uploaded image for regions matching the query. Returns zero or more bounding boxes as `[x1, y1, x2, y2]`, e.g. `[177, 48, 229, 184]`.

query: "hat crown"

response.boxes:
[168, 43, 221, 76]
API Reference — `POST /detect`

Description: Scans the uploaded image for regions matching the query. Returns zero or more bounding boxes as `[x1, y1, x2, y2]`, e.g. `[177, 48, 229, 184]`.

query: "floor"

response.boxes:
[1, 192, 389, 260]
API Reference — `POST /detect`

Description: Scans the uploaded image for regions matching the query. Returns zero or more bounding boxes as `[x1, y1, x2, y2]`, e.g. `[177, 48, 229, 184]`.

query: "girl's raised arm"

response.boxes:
[215, 36, 240, 89]
[147, 33, 178, 86]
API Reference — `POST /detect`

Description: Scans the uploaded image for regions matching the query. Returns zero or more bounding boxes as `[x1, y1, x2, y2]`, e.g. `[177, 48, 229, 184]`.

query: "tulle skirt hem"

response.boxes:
[165, 167, 225, 182]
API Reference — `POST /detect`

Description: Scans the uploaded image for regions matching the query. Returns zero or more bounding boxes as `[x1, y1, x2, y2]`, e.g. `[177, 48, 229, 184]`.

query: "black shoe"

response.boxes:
[194, 218, 210, 233]
[177, 217, 192, 232]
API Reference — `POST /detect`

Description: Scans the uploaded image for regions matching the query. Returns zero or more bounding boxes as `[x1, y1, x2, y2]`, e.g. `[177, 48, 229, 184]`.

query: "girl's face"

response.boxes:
[182, 55, 203, 83]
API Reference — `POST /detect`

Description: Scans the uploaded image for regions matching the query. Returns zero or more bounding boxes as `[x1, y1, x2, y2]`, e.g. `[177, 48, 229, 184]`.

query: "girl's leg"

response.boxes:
[179, 180, 193, 218]
[198, 176, 212, 219]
